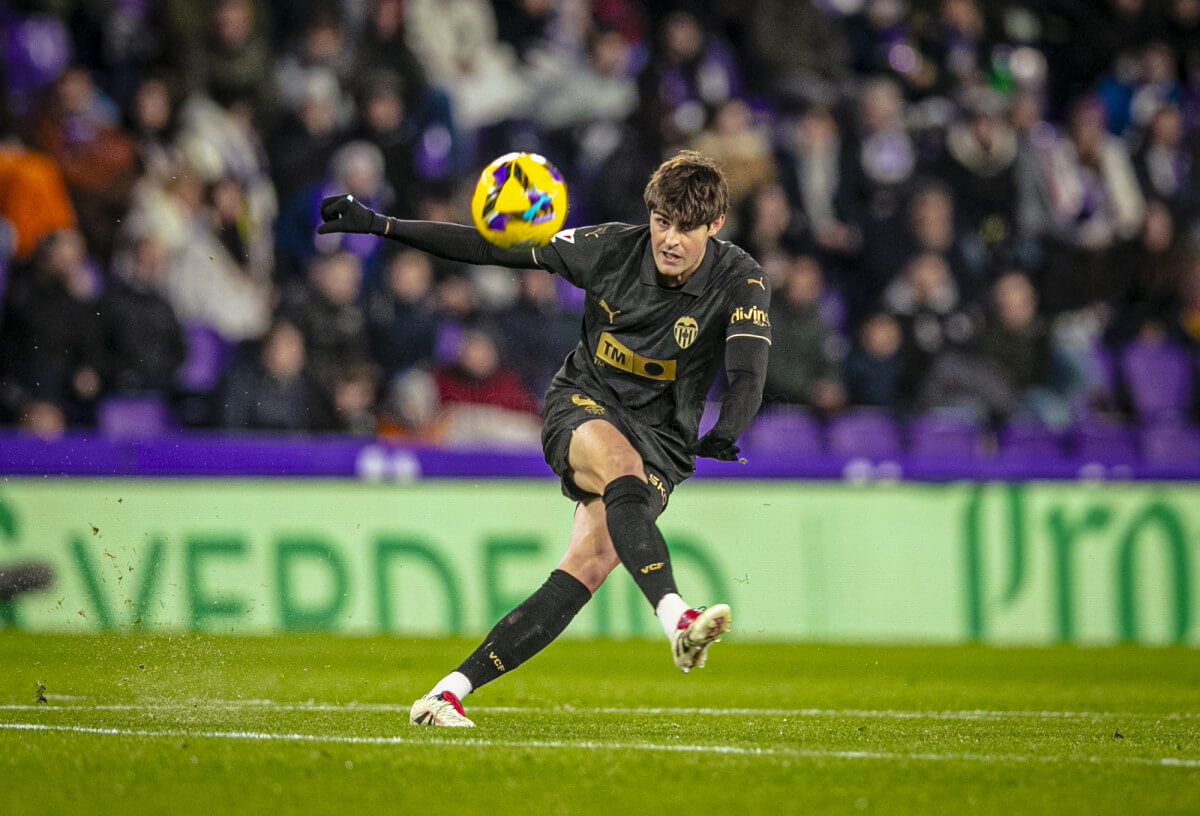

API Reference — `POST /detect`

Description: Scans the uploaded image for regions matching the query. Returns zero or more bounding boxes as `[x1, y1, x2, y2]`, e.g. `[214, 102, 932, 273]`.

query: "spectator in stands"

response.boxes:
[855, 76, 919, 308]
[31, 67, 137, 262]
[884, 252, 975, 409]
[378, 367, 446, 443]
[352, 70, 419, 218]
[131, 162, 273, 344]
[268, 67, 348, 208]
[497, 268, 578, 398]
[973, 271, 1063, 425]
[357, 0, 430, 103]
[404, 0, 531, 131]
[221, 319, 331, 431]
[530, 25, 639, 141]
[744, 0, 849, 100]
[734, 183, 801, 262]
[1114, 200, 1192, 343]
[125, 73, 183, 183]
[938, 88, 1021, 283]
[278, 251, 372, 396]
[97, 235, 185, 395]
[274, 7, 356, 117]
[638, 9, 741, 147]
[775, 102, 864, 269]
[182, 0, 273, 116]
[357, 0, 462, 183]
[0, 230, 102, 425]
[17, 399, 66, 440]
[845, 0, 936, 96]
[1039, 97, 1145, 312]
[1133, 103, 1200, 224]
[278, 140, 389, 281]
[0, 113, 77, 262]
[763, 253, 846, 414]
[330, 362, 381, 436]
[435, 329, 539, 416]
[367, 249, 440, 379]
[844, 312, 902, 410]
[902, 181, 985, 306]
[692, 99, 775, 236]
[929, 0, 988, 97]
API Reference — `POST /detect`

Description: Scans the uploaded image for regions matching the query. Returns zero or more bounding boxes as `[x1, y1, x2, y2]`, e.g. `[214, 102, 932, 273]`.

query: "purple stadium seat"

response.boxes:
[828, 408, 901, 459]
[907, 411, 982, 460]
[434, 322, 463, 364]
[1120, 341, 1193, 421]
[177, 324, 229, 392]
[1072, 420, 1137, 464]
[1000, 420, 1066, 462]
[819, 288, 847, 333]
[1140, 422, 1200, 472]
[744, 407, 823, 454]
[97, 395, 175, 439]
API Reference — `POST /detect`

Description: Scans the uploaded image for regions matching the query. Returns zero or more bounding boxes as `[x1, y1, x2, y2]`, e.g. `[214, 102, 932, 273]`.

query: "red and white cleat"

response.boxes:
[409, 691, 475, 727]
[670, 604, 732, 673]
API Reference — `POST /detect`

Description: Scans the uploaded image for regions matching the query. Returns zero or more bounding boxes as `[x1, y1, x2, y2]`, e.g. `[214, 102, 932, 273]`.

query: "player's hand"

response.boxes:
[685, 432, 741, 462]
[317, 194, 379, 234]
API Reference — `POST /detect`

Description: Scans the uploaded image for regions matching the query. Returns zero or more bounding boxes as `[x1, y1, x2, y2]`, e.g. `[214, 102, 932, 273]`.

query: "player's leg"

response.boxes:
[411, 501, 619, 726]
[568, 420, 730, 671]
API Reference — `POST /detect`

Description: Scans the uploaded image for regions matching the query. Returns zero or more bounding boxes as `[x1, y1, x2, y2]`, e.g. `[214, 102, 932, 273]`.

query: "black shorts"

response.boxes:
[541, 385, 679, 509]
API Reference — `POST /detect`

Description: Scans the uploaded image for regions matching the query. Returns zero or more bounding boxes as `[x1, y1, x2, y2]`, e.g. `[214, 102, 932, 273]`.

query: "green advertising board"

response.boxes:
[0, 479, 1196, 645]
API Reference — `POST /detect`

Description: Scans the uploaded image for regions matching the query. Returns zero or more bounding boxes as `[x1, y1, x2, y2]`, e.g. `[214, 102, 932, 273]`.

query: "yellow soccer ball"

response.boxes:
[470, 152, 569, 248]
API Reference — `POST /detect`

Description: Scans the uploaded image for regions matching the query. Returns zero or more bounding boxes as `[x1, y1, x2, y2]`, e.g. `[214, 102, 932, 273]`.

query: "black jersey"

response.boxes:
[532, 222, 772, 450]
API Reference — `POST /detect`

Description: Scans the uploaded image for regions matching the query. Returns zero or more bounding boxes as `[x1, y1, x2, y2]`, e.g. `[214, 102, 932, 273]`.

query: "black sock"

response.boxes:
[603, 474, 678, 607]
[456, 569, 591, 690]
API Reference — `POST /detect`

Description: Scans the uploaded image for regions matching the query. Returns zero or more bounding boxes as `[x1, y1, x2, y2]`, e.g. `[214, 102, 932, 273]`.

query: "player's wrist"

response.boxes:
[369, 212, 391, 236]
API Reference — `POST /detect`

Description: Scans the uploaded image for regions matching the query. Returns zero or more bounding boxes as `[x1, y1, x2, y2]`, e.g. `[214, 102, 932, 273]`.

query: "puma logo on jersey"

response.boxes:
[747, 277, 766, 290]
[599, 299, 621, 323]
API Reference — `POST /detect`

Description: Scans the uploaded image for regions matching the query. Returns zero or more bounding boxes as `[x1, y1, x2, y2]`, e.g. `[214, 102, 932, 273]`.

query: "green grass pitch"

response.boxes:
[1, 633, 1198, 815]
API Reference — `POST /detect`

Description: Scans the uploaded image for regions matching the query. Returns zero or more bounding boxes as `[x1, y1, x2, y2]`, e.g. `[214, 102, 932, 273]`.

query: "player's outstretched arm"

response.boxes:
[316, 194, 540, 268]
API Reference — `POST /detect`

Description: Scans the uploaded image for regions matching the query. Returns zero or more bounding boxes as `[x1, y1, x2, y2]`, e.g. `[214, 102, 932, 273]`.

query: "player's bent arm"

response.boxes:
[708, 335, 770, 444]
[316, 194, 541, 269]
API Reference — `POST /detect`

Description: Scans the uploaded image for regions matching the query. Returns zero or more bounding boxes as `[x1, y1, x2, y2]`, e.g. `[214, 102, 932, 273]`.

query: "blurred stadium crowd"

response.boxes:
[1, 0, 1199, 457]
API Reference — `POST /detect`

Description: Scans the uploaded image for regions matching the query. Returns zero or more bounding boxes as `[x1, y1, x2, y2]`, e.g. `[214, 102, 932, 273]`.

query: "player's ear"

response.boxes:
[707, 214, 726, 236]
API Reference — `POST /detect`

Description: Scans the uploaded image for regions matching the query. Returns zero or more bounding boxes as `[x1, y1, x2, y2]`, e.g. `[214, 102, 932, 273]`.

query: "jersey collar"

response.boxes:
[640, 237, 718, 295]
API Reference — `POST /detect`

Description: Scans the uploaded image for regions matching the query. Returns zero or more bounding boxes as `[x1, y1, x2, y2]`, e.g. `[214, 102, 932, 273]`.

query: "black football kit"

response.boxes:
[316, 194, 770, 697]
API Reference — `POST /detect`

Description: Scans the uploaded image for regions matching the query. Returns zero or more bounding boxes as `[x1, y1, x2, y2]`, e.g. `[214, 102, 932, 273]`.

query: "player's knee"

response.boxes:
[598, 450, 645, 487]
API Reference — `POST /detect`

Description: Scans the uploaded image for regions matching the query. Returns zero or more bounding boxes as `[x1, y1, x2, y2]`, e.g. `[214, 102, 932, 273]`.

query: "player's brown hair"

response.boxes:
[643, 150, 729, 231]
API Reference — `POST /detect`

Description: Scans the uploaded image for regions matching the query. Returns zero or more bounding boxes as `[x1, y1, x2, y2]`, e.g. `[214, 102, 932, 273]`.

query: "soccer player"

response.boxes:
[317, 151, 771, 727]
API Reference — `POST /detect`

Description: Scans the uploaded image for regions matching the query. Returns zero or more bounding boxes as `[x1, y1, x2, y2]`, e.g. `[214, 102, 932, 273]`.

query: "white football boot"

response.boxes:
[670, 604, 732, 673]
[409, 691, 475, 727]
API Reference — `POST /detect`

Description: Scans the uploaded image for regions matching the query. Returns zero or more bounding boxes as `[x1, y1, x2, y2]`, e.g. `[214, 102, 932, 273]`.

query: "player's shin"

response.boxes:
[452, 569, 591, 691]
[602, 475, 679, 608]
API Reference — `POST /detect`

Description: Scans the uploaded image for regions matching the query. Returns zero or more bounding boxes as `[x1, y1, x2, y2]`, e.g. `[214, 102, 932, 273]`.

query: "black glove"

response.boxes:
[685, 432, 741, 462]
[317, 195, 386, 235]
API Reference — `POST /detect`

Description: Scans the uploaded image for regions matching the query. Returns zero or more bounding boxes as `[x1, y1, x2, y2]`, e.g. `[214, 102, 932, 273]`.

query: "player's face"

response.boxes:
[649, 211, 725, 283]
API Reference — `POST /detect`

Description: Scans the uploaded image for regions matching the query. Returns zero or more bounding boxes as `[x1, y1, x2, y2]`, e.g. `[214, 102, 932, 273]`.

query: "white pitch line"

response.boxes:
[0, 700, 1197, 721]
[1, 722, 1198, 769]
